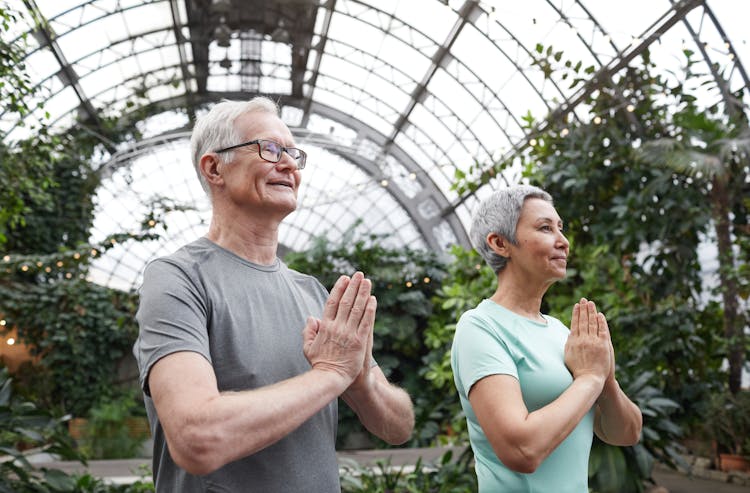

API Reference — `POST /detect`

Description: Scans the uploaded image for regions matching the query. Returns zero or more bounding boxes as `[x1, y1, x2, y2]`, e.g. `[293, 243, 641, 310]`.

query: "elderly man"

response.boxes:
[133, 97, 415, 492]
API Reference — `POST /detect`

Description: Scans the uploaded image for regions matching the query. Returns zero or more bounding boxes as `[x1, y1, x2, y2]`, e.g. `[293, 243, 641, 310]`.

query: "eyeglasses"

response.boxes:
[214, 139, 307, 169]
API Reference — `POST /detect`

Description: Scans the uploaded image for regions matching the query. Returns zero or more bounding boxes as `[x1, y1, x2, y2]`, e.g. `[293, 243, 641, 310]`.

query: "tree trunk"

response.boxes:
[711, 179, 743, 394]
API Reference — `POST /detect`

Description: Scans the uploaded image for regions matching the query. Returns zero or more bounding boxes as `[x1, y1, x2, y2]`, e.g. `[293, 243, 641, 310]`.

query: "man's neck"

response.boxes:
[205, 211, 281, 266]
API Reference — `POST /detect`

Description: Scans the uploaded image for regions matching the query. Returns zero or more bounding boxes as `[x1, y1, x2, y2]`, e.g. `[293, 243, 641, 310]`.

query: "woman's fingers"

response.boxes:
[587, 300, 598, 336]
[571, 302, 580, 336]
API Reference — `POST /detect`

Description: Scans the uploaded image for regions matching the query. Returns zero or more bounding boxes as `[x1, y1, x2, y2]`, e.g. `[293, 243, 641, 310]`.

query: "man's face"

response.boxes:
[220, 111, 302, 218]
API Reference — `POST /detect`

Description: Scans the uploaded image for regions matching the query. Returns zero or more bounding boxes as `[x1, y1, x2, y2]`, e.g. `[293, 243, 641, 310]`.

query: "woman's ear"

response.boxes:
[200, 153, 223, 186]
[486, 232, 510, 257]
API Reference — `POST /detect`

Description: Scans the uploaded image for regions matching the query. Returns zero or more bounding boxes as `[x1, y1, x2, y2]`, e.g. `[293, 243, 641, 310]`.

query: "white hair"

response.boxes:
[190, 97, 280, 195]
[470, 185, 553, 273]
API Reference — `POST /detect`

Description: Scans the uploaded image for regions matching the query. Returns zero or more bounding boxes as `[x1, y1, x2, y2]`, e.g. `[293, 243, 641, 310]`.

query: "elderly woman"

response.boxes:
[451, 185, 642, 493]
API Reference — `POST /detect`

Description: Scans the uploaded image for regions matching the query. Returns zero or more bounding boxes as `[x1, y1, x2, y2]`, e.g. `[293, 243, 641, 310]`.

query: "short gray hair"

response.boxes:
[190, 97, 280, 195]
[470, 185, 553, 273]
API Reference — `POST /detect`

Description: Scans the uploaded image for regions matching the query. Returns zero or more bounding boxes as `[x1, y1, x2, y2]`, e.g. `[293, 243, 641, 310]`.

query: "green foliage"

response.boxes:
[420, 245, 496, 443]
[0, 366, 83, 492]
[0, 17, 58, 247]
[704, 390, 750, 456]
[0, 367, 154, 491]
[0, 6, 40, 120]
[285, 226, 447, 447]
[67, 474, 154, 493]
[516, 48, 728, 418]
[78, 392, 149, 460]
[0, 276, 139, 416]
[340, 449, 477, 493]
[445, 47, 739, 490]
[589, 440, 653, 493]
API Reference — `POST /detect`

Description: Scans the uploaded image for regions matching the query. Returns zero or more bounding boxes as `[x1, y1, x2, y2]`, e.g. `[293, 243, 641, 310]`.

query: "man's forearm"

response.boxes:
[152, 354, 350, 475]
[342, 369, 414, 444]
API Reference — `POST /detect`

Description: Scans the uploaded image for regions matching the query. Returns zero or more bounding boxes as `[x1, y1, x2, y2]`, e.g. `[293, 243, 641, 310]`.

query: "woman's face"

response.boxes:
[507, 197, 569, 283]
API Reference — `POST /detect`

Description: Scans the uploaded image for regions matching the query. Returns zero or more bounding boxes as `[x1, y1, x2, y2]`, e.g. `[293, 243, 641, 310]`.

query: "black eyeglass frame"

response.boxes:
[213, 139, 307, 169]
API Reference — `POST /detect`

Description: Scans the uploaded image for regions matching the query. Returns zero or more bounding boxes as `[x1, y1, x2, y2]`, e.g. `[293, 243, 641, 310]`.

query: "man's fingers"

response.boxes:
[334, 272, 364, 324]
[597, 312, 609, 338]
[346, 277, 372, 326]
[323, 275, 350, 321]
[357, 295, 377, 339]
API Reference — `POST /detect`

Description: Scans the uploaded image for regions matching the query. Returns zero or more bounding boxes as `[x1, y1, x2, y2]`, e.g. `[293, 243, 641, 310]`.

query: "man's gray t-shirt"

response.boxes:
[133, 237, 339, 492]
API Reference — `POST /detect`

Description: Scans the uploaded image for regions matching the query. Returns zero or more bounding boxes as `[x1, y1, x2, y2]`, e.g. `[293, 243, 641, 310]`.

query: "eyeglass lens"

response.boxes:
[259, 140, 304, 168]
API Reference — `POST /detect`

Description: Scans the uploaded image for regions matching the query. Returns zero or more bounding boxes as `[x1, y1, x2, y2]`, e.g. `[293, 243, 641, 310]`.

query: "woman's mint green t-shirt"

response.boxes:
[451, 299, 594, 493]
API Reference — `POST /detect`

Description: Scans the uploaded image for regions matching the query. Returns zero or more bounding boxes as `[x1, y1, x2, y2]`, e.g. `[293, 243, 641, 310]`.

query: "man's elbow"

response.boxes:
[378, 411, 415, 445]
[167, 424, 227, 476]
[386, 421, 415, 445]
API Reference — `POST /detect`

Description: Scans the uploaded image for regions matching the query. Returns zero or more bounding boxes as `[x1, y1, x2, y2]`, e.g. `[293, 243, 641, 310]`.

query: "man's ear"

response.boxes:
[199, 153, 224, 186]
[486, 232, 511, 257]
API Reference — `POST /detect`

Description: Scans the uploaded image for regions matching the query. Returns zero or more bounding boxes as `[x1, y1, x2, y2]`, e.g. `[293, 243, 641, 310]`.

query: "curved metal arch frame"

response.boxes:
[3, 0, 749, 259]
[98, 95, 470, 251]
[312, 1, 521, 169]
[446, 0, 746, 212]
[6, 0, 477, 250]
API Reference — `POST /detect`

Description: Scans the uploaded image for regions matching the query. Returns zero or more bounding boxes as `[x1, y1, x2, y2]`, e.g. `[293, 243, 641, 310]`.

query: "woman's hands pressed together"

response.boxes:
[564, 298, 612, 391]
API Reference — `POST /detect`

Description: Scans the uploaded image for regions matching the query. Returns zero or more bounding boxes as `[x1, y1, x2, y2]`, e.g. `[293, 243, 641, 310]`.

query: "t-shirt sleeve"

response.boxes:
[133, 258, 211, 396]
[452, 310, 518, 398]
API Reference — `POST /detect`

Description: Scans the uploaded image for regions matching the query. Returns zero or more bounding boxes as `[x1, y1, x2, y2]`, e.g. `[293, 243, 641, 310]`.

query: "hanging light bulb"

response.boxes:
[214, 21, 232, 47]
[211, 0, 232, 14]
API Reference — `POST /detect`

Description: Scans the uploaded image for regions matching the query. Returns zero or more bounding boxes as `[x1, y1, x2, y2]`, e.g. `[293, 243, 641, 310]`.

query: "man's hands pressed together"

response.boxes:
[303, 272, 376, 387]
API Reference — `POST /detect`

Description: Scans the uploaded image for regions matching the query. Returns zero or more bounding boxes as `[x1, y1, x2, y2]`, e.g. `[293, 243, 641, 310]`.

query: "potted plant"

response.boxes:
[705, 390, 750, 472]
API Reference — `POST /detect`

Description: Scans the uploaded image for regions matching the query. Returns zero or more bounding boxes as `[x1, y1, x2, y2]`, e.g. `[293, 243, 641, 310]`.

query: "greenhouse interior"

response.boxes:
[0, 0, 748, 491]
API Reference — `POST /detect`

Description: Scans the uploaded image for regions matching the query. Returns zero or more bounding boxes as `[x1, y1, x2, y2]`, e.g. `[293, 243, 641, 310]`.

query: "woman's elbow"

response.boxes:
[494, 443, 544, 474]
[621, 408, 643, 446]
[500, 454, 542, 474]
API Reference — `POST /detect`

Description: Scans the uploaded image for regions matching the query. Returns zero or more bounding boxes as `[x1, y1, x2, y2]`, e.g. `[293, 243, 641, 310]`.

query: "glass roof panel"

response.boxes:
[393, 0, 457, 42]
[3, 0, 750, 289]
[120, 3, 173, 36]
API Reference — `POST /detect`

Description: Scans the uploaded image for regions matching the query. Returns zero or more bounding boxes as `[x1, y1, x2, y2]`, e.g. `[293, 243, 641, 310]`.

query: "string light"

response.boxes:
[0, 320, 5, 326]
[380, 179, 389, 187]
[405, 281, 413, 288]
[2, 255, 9, 262]
[6, 338, 15, 346]
[423, 277, 430, 283]
[593, 116, 602, 124]
[56, 261, 63, 267]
